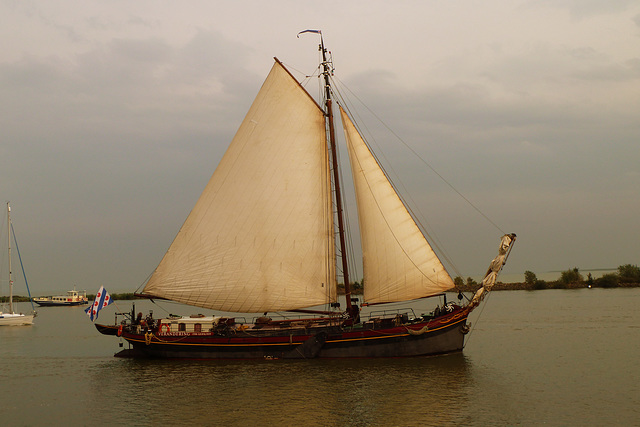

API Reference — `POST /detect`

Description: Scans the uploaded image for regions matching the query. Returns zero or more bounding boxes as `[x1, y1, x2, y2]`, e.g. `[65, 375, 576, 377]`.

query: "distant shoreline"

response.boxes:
[456, 281, 640, 293]
[5, 281, 638, 303]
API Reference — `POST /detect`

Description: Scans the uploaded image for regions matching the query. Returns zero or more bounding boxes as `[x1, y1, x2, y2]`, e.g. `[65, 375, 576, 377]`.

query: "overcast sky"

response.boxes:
[1, 1, 639, 295]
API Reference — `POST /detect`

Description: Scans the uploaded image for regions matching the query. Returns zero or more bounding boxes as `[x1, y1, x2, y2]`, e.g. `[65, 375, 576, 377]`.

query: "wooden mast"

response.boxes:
[318, 35, 354, 318]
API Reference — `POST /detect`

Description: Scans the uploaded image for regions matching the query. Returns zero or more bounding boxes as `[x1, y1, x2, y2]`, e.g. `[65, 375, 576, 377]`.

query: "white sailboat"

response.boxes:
[0, 202, 36, 326]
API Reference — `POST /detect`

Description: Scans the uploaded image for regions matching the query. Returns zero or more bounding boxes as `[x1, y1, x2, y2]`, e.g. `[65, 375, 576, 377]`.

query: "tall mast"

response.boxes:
[317, 36, 354, 317]
[7, 202, 13, 313]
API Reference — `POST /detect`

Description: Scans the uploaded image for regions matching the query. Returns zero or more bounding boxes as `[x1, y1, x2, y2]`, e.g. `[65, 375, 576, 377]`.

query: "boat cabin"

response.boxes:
[156, 316, 236, 334]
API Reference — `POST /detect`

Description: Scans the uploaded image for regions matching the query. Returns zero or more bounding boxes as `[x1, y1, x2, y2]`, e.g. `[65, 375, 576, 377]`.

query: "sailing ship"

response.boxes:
[0, 202, 36, 326]
[34, 288, 88, 307]
[97, 33, 515, 358]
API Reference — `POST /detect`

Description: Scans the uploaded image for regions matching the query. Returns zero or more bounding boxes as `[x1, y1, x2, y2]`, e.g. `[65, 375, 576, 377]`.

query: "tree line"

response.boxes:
[454, 264, 640, 291]
[523, 264, 640, 290]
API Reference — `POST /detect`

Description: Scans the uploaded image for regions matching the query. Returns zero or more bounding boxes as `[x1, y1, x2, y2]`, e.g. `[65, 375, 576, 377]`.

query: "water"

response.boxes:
[1, 288, 638, 426]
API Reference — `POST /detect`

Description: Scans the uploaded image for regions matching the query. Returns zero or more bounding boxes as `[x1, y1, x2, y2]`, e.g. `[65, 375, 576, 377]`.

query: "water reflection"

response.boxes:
[88, 354, 474, 426]
[6, 290, 640, 425]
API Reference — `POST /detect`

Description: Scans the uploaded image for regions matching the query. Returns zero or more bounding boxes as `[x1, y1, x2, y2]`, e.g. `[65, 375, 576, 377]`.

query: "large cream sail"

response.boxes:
[143, 61, 336, 313]
[340, 107, 454, 303]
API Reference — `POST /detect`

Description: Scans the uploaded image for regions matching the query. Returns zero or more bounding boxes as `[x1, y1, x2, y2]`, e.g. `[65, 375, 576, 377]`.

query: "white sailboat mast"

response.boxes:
[7, 202, 13, 313]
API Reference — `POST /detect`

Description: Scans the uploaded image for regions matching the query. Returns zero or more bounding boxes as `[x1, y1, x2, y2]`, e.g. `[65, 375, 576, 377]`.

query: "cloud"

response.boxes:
[525, 0, 637, 18]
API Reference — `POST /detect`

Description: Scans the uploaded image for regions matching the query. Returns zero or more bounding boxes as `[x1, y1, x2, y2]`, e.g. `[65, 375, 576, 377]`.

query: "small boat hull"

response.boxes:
[115, 307, 470, 359]
[0, 313, 35, 326]
[34, 300, 88, 307]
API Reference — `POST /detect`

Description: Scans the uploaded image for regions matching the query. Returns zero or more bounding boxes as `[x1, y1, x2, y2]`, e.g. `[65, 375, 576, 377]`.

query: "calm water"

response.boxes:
[1, 288, 638, 426]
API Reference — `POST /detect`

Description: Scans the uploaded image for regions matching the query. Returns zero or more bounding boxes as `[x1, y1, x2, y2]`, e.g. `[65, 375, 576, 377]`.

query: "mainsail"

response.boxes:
[142, 61, 336, 313]
[340, 107, 454, 304]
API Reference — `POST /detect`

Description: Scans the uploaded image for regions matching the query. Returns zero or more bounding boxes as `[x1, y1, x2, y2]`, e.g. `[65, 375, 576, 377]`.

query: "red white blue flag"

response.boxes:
[85, 286, 113, 321]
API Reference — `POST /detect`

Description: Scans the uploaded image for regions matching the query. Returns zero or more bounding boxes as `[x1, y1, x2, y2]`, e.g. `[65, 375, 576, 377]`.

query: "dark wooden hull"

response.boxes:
[95, 323, 119, 336]
[115, 307, 471, 359]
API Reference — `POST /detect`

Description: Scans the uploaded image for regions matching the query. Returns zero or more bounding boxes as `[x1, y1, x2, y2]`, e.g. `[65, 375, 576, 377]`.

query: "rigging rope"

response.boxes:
[329, 77, 462, 279]
[331, 76, 506, 237]
[11, 223, 36, 312]
[461, 289, 492, 349]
